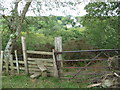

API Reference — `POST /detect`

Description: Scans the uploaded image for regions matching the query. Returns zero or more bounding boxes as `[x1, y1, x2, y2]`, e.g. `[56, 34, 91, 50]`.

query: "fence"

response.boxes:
[1, 50, 25, 75]
[1, 36, 120, 81]
[54, 49, 120, 82]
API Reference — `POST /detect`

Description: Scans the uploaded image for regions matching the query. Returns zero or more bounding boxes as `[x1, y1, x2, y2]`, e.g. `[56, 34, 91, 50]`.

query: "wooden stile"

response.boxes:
[15, 50, 20, 75]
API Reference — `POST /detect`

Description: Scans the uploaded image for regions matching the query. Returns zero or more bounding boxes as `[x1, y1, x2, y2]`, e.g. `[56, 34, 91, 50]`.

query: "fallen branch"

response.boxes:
[87, 83, 101, 88]
[114, 72, 120, 78]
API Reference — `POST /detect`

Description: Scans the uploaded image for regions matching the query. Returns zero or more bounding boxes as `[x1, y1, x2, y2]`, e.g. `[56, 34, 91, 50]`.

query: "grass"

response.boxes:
[2, 62, 108, 88]
[2, 75, 89, 88]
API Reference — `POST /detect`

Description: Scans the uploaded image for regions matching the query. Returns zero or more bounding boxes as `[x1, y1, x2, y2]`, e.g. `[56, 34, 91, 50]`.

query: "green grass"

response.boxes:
[2, 75, 89, 88]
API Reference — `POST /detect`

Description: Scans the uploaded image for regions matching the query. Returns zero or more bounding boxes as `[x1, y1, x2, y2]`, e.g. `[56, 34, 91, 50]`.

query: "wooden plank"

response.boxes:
[52, 49, 59, 77]
[28, 61, 37, 65]
[27, 50, 53, 55]
[28, 68, 40, 71]
[0, 51, 4, 76]
[21, 36, 29, 75]
[44, 63, 54, 67]
[15, 50, 20, 75]
[28, 58, 53, 62]
[30, 73, 41, 79]
[9, 66, 25, 70]
[28, 65, 38, 68]
[29, 71, 41, 74]
[10, 55, 14, 74]
[3, 60, 25, 64]
[35, 60, 47, 72]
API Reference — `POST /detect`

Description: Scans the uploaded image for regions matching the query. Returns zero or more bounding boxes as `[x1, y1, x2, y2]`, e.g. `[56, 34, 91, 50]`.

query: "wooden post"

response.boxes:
[21, 36, 29, 75]
[55, 37, 63, 67]
[15, 50, 20, 75]
[5, 51, 10, 74]
[52, 49, 59, 77]
[0, 51, 4, 75]
[10, 55, 14, 74]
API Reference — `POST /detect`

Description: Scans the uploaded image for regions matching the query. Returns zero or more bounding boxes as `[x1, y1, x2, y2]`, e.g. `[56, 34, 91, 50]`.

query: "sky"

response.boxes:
[0, 0, 89, 16]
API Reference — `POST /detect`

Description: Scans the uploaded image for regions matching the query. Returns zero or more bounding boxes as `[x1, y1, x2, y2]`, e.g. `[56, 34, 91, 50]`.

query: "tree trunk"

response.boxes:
[4, 1, 32, 60]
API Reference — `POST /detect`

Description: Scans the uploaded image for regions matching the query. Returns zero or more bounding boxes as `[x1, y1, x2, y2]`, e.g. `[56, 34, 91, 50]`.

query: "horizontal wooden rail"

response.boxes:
[3, 60, 25, 64]
[57, 59, 108, 62]
[55, 49, 120, 54]
[27, 50, 53, 55]
[28, 58, 53, 62]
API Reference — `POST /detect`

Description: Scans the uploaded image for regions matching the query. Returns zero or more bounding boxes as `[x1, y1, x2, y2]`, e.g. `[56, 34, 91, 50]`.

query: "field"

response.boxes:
[2, 75, 89, 88]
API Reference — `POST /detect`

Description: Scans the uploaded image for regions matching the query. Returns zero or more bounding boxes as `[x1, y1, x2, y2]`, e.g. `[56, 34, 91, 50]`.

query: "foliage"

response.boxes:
[80, 2, 120, 49]
[63, 39, 94, 60]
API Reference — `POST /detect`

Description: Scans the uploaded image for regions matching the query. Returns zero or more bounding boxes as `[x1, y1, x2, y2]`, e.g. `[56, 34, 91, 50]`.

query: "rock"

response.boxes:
[101, 79, 113, 88]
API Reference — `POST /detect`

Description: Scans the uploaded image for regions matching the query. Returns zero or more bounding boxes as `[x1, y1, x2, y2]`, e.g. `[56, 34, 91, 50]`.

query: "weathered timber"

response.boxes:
[0, 51, 4, 75]
[21, 36, 28, 75]
[52, 49, 59, 77]
[10, 55, 14, 74]
[28, 61, 37, 65]
[35, 60, 47, 72]
[27, 58, 53, 62]
[27, 50, 53, 55]
[30, 72, 41, 79]
[28, 65, 39, 68]
[55, 37, 63, 67]
[15, 50, 20, 75]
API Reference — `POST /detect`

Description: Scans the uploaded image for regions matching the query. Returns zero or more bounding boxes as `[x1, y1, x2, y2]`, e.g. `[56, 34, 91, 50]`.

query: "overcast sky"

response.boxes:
[0, 0, 89, 16]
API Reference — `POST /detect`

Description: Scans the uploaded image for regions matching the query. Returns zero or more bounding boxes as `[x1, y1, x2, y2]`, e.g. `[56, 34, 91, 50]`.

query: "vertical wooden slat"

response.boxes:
[5, 51, 10, 74]
[0, 51, 4, 75]
[15, 50, 20, 75]
[10, 55, 14, 74]
[52, 49, 59, 77]
[21, 36, 29, 75]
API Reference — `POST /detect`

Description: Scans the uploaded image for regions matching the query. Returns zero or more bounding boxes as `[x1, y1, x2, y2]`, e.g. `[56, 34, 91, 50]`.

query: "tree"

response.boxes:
[1, 0, 32, 63]
[80, 2, 120, 49]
